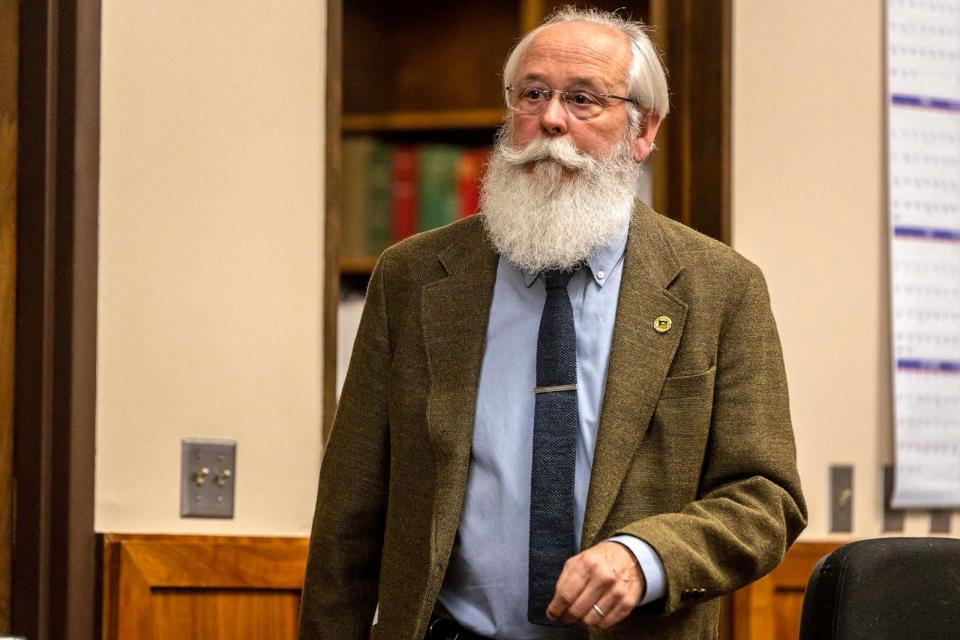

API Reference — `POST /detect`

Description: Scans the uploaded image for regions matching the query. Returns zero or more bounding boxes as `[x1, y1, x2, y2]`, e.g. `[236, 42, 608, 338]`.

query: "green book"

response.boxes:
[416, 144, 461, 232]
[341, 137, 375, 258]
[365, 141, 393, 256]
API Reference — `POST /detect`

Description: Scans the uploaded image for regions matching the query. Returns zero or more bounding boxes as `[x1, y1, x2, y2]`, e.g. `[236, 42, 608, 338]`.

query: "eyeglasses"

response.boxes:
[505, 84, 638, 120]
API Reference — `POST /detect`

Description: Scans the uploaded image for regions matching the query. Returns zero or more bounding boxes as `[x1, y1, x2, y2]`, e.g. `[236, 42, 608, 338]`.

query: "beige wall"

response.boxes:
[97, 1, 325, 535]
[732, 0, 957, 538]
[95, 0, 955, 540]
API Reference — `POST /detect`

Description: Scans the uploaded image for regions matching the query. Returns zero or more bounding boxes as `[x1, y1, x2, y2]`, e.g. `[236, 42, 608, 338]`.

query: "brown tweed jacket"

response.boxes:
[299, 201, 807, 640]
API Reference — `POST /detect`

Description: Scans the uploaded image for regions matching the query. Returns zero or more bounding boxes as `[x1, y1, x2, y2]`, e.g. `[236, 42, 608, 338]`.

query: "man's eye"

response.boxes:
[569, 92, 598, 106]
[522, 88, 546, 101]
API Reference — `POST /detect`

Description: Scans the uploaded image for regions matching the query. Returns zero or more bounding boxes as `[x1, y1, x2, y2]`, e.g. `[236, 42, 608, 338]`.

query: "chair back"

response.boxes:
[799, 537, 960, 640]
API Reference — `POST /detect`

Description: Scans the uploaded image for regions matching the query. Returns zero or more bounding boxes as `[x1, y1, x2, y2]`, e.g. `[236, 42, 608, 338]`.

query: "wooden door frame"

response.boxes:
[0, 0, 18, 631]
[323, 0, 342, 443]
[650, 0, 732, 243]
[13, 2, 101, 638]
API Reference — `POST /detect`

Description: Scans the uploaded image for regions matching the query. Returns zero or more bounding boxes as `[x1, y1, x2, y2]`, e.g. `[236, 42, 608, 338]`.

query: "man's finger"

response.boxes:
[584, 584, 637, 629]
[550, 548, 618, 624]
[545, 556, 590, 621]
[556, 543, 646, 627]
[562, 563, 615, 625]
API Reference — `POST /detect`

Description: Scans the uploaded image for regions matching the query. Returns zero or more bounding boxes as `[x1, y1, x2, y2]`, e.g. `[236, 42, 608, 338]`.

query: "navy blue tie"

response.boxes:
[528, 268, 579, 625]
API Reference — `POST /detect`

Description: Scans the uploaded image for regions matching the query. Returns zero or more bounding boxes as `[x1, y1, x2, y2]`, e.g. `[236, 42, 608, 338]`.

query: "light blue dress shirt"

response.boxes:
[436, 224, 666, 639]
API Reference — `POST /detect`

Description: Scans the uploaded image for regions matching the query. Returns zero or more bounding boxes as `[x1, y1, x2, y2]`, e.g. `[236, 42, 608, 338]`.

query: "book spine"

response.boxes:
[418, 144, 461, 232]
[457, 148, 488, 218]
[391, 145, 418, 242]
[340, 136, 373, 257]
[365, 142, 393, 255]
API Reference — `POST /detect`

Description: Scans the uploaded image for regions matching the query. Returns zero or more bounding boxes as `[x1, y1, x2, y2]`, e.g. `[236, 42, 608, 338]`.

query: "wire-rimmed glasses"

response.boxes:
[505, 84, 638, 120]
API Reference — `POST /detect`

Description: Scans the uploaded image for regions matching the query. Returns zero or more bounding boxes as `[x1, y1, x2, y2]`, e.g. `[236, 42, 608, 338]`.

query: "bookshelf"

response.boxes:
[337, 1, 528, 279]
[337, 1, 675, 279]
[342, 109, 505, 133]
[324, 0, 732, 440]
[338, 256, 379, 276]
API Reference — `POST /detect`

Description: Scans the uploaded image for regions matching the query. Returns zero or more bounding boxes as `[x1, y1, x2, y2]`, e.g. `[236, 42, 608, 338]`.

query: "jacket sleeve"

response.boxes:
[298, 254, 393, 639]
[615, 267, 807, 615]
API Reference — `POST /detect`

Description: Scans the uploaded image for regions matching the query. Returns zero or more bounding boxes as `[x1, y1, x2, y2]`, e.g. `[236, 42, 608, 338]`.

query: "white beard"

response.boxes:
[480, 126, 641, 272]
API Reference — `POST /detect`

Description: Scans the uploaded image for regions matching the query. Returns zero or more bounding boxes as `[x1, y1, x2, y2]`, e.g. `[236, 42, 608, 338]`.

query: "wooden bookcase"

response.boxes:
[324, 0, 732, 437]
[336, 0, 730, 273]
[338, 1, 531, 282]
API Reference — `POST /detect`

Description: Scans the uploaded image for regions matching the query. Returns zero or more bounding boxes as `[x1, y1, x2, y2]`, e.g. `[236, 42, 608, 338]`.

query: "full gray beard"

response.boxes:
[480, 128, 640, 272]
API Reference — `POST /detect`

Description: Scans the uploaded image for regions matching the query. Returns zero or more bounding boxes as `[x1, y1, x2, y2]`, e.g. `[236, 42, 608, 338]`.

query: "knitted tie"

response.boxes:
[528, 268, 579, 625]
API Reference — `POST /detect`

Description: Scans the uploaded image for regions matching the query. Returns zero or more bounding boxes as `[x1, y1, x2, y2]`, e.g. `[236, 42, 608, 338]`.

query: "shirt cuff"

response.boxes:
[607, 534, 667, 606]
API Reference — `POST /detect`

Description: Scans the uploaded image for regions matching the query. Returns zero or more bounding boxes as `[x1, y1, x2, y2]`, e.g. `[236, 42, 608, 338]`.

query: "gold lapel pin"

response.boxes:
[653, 315, 672, 333]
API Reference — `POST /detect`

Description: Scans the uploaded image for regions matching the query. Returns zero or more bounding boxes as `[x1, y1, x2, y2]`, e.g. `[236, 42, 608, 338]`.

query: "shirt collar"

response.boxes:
[520, 221, 629, 288]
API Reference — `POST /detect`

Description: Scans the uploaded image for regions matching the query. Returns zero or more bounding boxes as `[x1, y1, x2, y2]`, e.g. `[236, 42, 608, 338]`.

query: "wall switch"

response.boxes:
[181, 438, 236, 518]
[830, 464, 853, 533]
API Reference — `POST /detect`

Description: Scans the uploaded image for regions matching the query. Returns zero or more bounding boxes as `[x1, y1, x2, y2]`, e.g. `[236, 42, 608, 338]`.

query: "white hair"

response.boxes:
[502, 6, 670, 126]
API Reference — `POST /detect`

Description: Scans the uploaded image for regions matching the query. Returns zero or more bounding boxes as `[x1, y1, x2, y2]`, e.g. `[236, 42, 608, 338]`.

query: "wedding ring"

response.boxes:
[592, 603, 606, 617]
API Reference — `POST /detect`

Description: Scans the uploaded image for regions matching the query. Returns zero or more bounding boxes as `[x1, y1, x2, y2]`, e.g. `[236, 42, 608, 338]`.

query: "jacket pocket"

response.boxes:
[659, 365, 716, 400]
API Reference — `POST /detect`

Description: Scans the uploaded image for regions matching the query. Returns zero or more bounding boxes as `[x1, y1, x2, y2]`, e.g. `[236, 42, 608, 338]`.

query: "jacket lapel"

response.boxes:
[420, 223, 499, 553]
[418, 207, 689, 553]
[582, 202, 688, 547]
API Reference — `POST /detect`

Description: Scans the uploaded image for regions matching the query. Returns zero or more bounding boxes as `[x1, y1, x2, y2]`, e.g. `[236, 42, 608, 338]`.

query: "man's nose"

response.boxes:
[539, 93, 569, 136]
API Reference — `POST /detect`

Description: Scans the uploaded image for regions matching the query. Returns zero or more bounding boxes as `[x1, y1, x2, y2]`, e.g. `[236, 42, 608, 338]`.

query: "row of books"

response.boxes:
[341, 137, 490, 257]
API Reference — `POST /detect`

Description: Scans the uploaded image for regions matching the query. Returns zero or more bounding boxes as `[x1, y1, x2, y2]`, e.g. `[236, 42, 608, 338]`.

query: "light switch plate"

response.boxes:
[181, 438, 236, 518]
[830, 464, 853, 533]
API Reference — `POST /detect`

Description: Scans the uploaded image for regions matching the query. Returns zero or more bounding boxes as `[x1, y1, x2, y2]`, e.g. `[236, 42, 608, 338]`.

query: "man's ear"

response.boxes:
[632, 114, 662, 164]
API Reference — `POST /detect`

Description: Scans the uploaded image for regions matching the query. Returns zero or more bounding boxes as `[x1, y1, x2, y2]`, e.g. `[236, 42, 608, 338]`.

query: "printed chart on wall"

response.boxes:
[887, 0, 960, 507]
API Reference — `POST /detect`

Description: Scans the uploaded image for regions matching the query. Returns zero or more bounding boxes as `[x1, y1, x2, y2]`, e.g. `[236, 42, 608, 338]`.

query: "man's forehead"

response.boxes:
[516, 22, 631, 85]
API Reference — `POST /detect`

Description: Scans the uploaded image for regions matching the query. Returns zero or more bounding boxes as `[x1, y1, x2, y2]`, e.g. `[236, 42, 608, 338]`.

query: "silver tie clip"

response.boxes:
[533, 384, 578, 394]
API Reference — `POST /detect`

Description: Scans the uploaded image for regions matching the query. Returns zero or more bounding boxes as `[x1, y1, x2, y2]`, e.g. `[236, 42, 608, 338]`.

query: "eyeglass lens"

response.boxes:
[508, 87, 607, 120]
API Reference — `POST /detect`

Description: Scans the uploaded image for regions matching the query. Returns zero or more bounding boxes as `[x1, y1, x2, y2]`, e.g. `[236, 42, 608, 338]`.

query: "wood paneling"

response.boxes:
[0, 0, 17, 631]
[732, 542, 842, 640]
[102, 536, 836, 639]
[102, 534, 309, 640]
[152, 590, 300, 639]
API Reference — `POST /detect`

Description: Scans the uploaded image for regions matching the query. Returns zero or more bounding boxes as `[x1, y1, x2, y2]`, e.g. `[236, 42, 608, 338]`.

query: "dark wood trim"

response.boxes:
[323, 0, 343, 445]
[720, 0, 733, 244]
[14, 2, 100, 639]
[651, 0, 732, 244]
[649, 0, 670, 219]
[343, 108, 503, 132]
[0, 1, 18, 631]
[520, 0, 547, 32]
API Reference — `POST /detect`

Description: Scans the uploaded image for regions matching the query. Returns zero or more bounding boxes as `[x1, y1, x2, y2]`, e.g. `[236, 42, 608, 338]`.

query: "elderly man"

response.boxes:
[299, 7, 806, 640]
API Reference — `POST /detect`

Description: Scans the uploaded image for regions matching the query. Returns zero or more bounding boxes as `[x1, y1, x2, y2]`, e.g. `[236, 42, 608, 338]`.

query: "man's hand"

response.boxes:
[546, 541, 646, 629]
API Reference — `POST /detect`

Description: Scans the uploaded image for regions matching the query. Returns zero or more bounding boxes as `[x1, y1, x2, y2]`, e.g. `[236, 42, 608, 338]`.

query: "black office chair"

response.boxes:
[799, 537, 960, 640]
